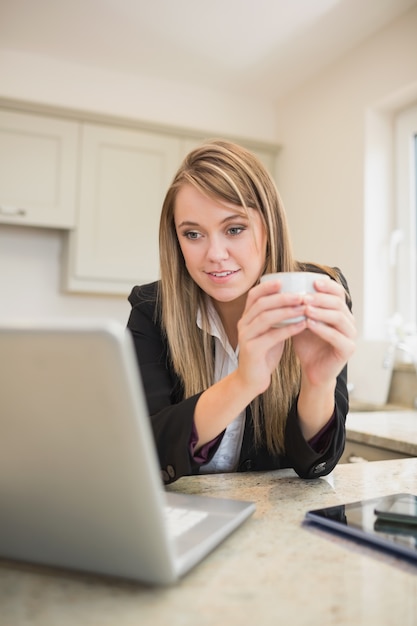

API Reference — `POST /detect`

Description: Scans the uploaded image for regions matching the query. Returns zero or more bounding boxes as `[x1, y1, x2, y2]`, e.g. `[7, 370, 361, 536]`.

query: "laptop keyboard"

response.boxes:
[164, 506, 208, 538]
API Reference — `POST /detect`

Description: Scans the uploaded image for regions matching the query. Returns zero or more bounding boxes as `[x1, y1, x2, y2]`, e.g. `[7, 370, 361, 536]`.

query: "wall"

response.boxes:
[0, 224, 132, 324]
[274, 6, 417, 338]
[0, 49, 278, 142]
[1, 8, 417, 329]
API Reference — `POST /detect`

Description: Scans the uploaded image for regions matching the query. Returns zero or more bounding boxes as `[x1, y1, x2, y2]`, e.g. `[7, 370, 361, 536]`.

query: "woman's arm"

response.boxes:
[284, 363, 348, 478]
[292, 269, 355, 440]
[285, 268, 354, 476]
[127, 282, 217, 483]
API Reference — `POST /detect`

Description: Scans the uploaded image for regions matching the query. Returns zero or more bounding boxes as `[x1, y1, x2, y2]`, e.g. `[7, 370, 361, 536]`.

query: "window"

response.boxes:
[395, 104, 417, 333]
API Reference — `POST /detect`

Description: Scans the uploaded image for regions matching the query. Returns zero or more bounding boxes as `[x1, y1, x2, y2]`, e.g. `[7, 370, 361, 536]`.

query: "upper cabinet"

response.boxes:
[64, 123, 182, 294]
[0, 102, 280, 295]
[0, 109, 78, 228]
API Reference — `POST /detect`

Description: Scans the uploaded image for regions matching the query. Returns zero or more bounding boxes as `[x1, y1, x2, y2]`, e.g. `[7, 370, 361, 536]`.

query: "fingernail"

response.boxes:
[315, 276, 330, 288]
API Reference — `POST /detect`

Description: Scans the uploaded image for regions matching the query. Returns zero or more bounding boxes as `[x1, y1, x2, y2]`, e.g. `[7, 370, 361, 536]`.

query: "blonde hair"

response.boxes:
[158, 140, 312, 454]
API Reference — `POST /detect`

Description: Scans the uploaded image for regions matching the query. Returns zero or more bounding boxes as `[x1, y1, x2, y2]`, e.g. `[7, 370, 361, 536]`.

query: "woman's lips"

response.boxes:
[206, 269, 240, 282]
[209, 271, 234, 277]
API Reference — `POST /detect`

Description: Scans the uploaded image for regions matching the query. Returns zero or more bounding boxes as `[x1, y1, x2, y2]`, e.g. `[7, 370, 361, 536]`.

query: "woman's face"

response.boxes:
[174, 184, 267, 309]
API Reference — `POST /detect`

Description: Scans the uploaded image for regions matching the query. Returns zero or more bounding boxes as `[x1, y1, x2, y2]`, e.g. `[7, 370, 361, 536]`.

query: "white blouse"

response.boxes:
[197, 302, 245, 474]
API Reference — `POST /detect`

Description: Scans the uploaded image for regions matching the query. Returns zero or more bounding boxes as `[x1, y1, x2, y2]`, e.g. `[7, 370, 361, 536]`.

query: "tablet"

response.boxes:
[304, 493, 417, 563]
[374, 493, 417, 525]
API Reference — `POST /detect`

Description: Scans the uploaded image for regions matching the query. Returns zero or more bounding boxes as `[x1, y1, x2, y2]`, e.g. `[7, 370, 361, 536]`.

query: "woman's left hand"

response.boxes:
[292, 275, 356, 386]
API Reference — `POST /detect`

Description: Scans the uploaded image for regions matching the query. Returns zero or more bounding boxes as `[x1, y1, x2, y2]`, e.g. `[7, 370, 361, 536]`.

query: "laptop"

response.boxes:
[0, 319, 255, 585]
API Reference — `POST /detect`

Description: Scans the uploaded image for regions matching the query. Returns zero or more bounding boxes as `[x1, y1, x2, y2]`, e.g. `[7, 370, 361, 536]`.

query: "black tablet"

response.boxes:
[304, 493, 417, 562]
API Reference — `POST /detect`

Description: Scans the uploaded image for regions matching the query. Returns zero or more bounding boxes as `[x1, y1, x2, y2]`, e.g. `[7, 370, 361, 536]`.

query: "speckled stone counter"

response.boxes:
[346, 410, 417, 456]
[1, 459, 417, 626]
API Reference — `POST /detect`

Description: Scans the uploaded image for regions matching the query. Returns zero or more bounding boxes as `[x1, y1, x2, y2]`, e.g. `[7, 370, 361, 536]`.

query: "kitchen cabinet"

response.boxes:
[0, 101, 280, 295]
[340, 439, 412, 462]
[340, 410, 417, 463]
[0, 109, 78, 228]
[63, 123, 182, 294]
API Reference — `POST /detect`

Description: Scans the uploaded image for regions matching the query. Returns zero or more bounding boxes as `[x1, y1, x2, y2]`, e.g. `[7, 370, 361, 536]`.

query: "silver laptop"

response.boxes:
[0, 319, 255, 585]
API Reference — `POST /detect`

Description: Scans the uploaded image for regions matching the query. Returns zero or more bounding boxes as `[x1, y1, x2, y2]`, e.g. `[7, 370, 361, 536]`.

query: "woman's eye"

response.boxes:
[184, 231, 201, 240]
[228, 226, 245, 236]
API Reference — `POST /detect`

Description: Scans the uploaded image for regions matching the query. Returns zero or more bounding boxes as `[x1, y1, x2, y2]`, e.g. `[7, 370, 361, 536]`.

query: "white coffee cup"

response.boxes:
[260, 271, 320, 324]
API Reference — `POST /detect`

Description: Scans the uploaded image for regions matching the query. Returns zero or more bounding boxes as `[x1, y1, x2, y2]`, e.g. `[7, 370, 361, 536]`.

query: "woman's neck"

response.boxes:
[212, 296, 246, 351]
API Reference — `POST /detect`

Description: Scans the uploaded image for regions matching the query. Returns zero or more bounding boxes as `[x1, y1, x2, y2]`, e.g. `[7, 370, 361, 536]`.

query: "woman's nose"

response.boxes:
[206, 236, 229, 262]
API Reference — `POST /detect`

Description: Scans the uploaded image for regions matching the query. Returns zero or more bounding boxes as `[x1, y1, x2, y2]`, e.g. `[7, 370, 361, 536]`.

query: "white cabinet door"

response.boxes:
[0, 109, 78, 228]
[64, 123, 182, 294]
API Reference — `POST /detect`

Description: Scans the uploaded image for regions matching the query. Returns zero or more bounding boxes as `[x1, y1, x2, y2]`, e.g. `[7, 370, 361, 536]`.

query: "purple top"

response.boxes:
[189, 410, 337, 465]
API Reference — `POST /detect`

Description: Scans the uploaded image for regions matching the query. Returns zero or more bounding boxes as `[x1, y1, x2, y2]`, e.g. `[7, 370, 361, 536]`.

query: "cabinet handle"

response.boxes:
[0, 204, 27, 216]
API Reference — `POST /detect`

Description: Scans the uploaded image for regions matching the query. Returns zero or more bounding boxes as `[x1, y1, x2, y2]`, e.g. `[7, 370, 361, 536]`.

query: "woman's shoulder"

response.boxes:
[128, 281, 160, 308]
[127, 281, 164, 335]
[297, 262, 352, 308]
[297, 261, 335, 276]
[297, 261, 344, 282]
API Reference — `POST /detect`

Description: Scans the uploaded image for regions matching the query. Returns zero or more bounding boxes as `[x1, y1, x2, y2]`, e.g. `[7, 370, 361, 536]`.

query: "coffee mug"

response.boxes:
[260, 271, 320, 324]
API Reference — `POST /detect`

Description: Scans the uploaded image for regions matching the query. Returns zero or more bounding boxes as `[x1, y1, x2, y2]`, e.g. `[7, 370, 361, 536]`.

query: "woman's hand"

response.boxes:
[235, 279, 309, 396]
[241, 274, 356, 441]
[292, 275, 356, 386]
[291, 274, 356, 440]
[195, 274, 355, 448]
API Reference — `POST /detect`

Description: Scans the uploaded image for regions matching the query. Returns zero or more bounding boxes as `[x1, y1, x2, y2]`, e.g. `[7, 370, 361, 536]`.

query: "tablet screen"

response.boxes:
[304, 493, 417, 562]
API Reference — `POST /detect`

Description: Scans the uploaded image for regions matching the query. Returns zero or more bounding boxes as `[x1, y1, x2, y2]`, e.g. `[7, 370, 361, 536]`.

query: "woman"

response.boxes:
[127, 140, 356, 484]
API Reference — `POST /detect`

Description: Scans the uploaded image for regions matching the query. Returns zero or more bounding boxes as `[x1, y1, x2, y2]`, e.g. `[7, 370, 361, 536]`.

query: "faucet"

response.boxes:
[395, 341, 417, 366]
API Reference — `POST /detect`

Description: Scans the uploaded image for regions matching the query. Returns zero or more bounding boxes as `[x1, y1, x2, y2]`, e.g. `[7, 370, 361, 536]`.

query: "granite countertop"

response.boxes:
[346, 410, 417, 455]
[1, 458, 417, 626]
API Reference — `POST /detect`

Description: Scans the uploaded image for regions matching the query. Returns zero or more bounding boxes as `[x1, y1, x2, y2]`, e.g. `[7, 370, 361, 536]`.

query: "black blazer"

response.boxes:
[127, 273, 350, 484]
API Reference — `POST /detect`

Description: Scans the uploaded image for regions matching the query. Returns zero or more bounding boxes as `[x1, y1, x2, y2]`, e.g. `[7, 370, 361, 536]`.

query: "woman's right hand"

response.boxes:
[236, 278, 307, 395]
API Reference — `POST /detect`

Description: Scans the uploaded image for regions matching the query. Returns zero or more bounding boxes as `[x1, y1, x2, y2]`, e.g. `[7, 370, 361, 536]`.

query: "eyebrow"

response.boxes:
[176, 213, 248, 229]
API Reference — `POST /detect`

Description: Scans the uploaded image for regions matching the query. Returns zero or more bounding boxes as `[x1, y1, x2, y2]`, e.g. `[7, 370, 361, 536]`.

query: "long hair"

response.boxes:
[158, 139, 330, 454]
